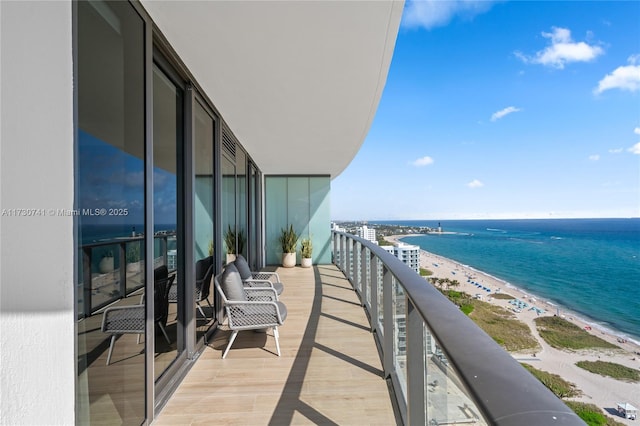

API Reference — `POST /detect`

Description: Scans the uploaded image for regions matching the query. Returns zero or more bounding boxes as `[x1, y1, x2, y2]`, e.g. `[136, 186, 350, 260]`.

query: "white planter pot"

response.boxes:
[99, 257, 114, 274]
[282, 252, 296, 268]
[127, 262, 141, 273]
[301, 257, 312, 268]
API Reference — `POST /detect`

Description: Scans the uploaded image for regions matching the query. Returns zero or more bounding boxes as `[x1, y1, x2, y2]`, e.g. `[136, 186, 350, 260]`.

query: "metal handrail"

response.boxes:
[333, 231, 584, 426]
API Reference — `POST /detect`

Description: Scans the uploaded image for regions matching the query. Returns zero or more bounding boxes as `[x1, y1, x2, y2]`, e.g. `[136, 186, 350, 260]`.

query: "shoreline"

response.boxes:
[386, 235, 640, 423]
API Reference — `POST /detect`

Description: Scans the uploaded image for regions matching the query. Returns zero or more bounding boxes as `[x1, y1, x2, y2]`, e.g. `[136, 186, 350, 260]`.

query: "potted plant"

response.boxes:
[300, 237, 313, 268]
[224, 225, 237, 263]
[99, 250, 114, 274]
[126, 243, 141, 273]
[278, 224, 298, 268]
[224, 226, 246, 264]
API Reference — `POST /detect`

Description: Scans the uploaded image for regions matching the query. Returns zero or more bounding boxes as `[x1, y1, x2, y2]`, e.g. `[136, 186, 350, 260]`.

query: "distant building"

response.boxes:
[331, 222, 346, 233]
[381, 242, 420, 273]
[356, 225, 376, 243]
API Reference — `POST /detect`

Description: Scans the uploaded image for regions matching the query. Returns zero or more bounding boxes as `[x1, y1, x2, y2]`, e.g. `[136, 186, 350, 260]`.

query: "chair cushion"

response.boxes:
[276, 301, 288, 322]
[234, 255, 252, 280]
[221, 264, 247, 301]
[273, 281, 284, 295]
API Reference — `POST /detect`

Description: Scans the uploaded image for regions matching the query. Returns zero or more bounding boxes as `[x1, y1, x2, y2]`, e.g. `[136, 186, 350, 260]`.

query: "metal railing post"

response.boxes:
[360, 244, 368, 307]
[407, 299, 427, 425]
[83, 247, 92, 318]
[118, 242, 127, 297]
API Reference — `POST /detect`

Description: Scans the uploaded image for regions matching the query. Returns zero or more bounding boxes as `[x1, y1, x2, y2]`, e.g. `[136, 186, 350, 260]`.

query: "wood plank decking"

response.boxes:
[154, 264, 398, 425]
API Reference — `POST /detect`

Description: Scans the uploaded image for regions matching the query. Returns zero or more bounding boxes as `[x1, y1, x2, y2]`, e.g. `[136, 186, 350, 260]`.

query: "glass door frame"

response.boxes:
[149, 47, 192, 411]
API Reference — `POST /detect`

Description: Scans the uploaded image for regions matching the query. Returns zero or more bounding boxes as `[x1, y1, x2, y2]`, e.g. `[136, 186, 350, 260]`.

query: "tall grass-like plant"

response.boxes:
[224, 225, 246, 255]
[300, 237, 313, 259]
[279, 225, 298, 253]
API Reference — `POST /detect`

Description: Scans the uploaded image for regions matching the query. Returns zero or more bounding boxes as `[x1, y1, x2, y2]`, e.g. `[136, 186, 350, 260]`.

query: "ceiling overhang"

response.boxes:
[140, 0, 404, 179]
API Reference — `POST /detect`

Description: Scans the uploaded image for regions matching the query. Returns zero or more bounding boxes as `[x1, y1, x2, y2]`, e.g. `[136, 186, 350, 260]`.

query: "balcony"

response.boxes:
[154, 264, 398, 424]
[154, 232, 584, 425]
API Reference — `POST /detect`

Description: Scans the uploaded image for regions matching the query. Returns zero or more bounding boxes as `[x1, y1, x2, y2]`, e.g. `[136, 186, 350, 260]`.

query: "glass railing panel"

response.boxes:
[392, 276, 407, 398]
[90, 243, 121, 312]
[125, 240, 144, 294]
[423, 324, 488, 425]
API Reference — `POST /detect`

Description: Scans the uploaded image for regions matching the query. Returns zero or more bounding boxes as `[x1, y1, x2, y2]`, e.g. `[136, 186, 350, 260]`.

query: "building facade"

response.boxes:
[381, 243, 421, 273]
[0, 1, 403, 424]
[357, 225, 377, 243]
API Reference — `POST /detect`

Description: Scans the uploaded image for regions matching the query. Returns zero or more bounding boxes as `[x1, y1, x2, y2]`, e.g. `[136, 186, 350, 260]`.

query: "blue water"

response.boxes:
[373, 218, 640, 342]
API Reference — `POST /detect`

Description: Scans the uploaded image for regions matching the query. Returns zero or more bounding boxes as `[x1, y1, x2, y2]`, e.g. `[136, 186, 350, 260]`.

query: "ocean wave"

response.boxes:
[486, 228, 507, 233]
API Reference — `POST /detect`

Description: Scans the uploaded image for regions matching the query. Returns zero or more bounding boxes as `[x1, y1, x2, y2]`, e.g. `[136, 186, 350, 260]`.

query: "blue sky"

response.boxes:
[331, 0, 640, 220]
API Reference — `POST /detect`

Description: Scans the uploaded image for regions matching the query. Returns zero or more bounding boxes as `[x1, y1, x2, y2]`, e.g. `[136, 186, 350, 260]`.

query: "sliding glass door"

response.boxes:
[76, 1, 146, 423]
[152, 63, 184, 381]
[193, 99, 216, 342]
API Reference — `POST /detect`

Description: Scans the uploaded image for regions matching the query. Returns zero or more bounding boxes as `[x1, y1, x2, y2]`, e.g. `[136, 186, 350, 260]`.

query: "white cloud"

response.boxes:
[515, 27, 604, 69]
[589, 154, 600, 161]
[411, 156, 434, 167]
[402, 0, 499, 30]
[629, 143, 640, 155]
[609, 148, 623, 154]
[634, 127, 640, 135]
[594, 55, 640, 94]
[491, 106, 521, 121]
[467, 179, 484, 188]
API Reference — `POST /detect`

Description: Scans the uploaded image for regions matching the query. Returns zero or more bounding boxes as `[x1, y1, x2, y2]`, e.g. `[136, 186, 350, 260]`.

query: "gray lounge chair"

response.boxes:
[234, 254, 284, 296]
[214, 263, 287, 358]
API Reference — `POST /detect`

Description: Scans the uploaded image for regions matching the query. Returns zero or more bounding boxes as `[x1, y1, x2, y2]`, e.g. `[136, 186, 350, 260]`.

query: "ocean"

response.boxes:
[373, 218, 640, 343]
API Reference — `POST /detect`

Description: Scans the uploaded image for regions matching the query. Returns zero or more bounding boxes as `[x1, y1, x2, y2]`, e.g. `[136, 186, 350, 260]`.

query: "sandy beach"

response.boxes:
[387, 235, 640, 424]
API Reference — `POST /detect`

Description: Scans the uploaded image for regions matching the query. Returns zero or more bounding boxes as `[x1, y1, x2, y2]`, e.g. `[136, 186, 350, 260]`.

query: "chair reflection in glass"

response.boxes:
[101, 265, 174, 365]
[167, 256, 214, 320]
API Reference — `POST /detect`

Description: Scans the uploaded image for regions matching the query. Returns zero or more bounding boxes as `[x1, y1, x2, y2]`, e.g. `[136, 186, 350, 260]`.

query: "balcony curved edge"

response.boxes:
[333, 231, 584, 426]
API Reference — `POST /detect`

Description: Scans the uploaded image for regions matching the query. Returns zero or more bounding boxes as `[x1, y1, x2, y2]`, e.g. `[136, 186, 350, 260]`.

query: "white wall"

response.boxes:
[0, 2, 75, 424]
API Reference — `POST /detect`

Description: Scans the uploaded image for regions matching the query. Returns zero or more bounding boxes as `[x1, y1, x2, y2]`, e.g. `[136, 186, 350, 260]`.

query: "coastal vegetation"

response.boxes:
[468, 301, 539, 352]
[441, 290, 475, 315]
[432, 278, 539, 351]
[521, 363, 581, 398]
[492, 293, 515, 300]
[575, 360, 640, 382]
[534, 317, 619, 350]
[521, 365, 626, 425]
[563, 401, 626, 426]
[419, 267, 433, 277]
[377, 236, 392, 246]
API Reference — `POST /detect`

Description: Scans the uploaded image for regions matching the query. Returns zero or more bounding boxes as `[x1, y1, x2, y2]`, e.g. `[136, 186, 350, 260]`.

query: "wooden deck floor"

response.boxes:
[154, 264, 399, 425]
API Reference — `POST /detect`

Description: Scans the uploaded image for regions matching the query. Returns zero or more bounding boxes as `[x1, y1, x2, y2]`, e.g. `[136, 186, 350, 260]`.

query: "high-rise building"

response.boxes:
[357, 225, 377, 243]
[381, 242, 421, 273]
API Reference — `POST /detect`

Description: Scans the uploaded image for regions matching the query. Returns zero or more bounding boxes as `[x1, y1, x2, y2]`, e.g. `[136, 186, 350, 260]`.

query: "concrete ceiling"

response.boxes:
[141, 0, 404, 179]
